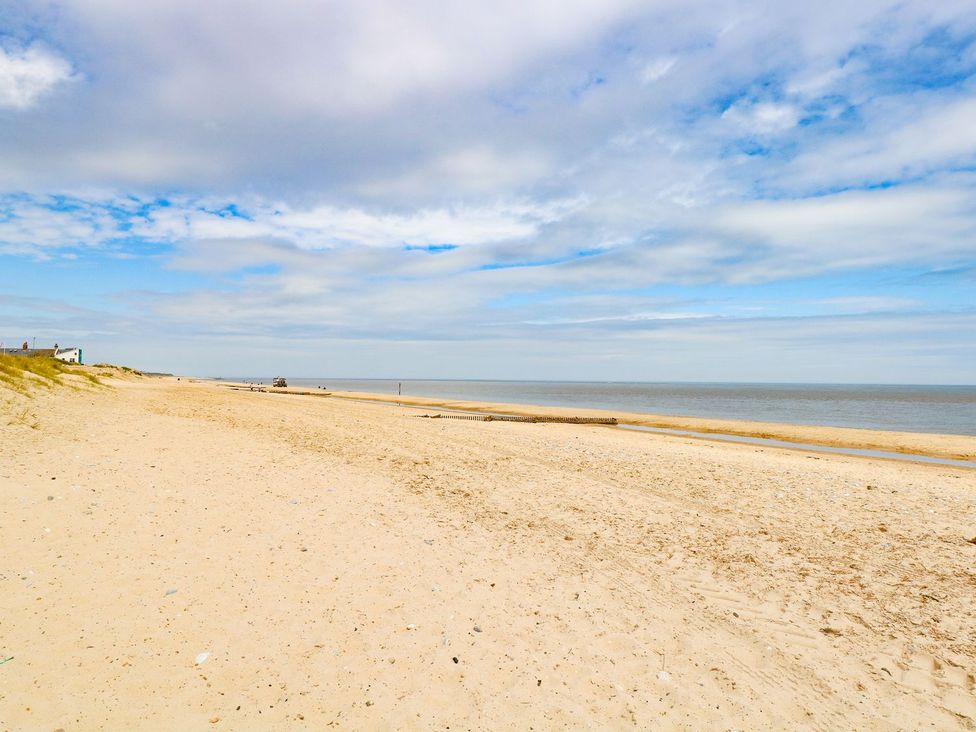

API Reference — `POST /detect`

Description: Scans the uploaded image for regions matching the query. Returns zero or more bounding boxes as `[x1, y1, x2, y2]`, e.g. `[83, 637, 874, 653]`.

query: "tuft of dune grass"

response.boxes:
[5, 406, 41, 429]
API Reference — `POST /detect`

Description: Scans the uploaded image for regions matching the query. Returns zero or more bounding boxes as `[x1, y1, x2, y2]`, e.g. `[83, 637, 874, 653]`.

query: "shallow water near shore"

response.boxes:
[614, 424, 976, 468]
[226, 379, 976, 436]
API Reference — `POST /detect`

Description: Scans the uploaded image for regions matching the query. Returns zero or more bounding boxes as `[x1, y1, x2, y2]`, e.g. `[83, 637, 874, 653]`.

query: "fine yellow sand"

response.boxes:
[2, 376, 975, 730]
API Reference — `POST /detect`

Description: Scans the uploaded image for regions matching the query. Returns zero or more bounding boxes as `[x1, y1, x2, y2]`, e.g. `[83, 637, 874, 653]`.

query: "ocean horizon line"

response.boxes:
[208, 376, 976, 388]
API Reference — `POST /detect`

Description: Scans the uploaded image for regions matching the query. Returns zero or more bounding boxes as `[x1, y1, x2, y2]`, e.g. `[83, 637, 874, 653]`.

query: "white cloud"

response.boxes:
[0, 43, 75, 109]
[358, 146, 553, 198]
[68, 145, 228, 186]
[0, 193, 583, 256]
[276, 203, 550, 248]
[722, 101, 799, 134]
[788, 97, 976, 189]
[520, 311, 712, 325]
[62, 0, 643, 115]
[813, 296, 922, 312]
[0, 196, 115, 256]
[785, 66, 846, 97]
[640, 56, 676, 84]
[5, 175, 976, 291]
[707, 184, 976, 279]
[152, 197, 580, 250]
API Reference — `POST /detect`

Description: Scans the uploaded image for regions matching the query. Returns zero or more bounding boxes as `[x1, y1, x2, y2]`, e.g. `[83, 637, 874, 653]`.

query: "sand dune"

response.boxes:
[2, 376, 975, 729]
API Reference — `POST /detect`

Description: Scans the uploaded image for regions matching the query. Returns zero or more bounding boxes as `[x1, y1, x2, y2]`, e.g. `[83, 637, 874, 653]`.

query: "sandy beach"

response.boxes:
[2, 373, 975, 730]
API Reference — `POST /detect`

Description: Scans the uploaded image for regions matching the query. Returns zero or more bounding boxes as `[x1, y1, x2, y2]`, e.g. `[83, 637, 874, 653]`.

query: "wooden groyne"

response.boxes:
[418, 413, 617, 425]
[220, 384, 615, 424]
[224, 385, 331, 396]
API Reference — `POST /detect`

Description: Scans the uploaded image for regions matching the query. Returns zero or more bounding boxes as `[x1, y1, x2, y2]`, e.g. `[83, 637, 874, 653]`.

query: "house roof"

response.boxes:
[0, 348, 57, 357]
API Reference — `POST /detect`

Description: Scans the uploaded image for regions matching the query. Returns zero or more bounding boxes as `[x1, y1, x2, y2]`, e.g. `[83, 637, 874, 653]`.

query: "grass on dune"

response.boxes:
[93, 363, 143, 376]
[0, 354, 104, 395]
[1, 355, 110, 431]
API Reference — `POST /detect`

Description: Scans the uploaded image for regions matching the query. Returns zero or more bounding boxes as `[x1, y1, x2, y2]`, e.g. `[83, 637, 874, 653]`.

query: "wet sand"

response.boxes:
[2, 376, 975, 729]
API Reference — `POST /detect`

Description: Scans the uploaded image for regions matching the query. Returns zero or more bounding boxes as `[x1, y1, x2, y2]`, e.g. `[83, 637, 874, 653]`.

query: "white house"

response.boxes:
[54, 347, 83, 364]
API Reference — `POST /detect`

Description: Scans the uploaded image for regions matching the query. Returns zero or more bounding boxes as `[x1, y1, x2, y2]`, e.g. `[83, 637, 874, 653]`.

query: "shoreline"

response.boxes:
[210, 378, 976, 437]
[217, 381, 976, 463]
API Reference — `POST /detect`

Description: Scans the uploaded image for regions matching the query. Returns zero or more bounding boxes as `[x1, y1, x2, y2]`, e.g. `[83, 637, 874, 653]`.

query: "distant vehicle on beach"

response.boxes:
[272, 377, 287, 388]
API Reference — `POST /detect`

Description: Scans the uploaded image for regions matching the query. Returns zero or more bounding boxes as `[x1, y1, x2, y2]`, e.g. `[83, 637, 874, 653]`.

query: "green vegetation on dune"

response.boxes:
[93, 363, 144, 376]
[0, 354, 106, 395]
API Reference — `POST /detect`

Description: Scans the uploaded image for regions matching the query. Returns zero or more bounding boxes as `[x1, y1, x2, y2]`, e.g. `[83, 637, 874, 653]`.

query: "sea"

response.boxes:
[225, 379, 976, 436]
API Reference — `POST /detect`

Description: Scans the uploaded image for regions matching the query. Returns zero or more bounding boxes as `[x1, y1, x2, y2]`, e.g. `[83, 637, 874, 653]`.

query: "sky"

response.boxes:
[1, 0, 974, 382]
